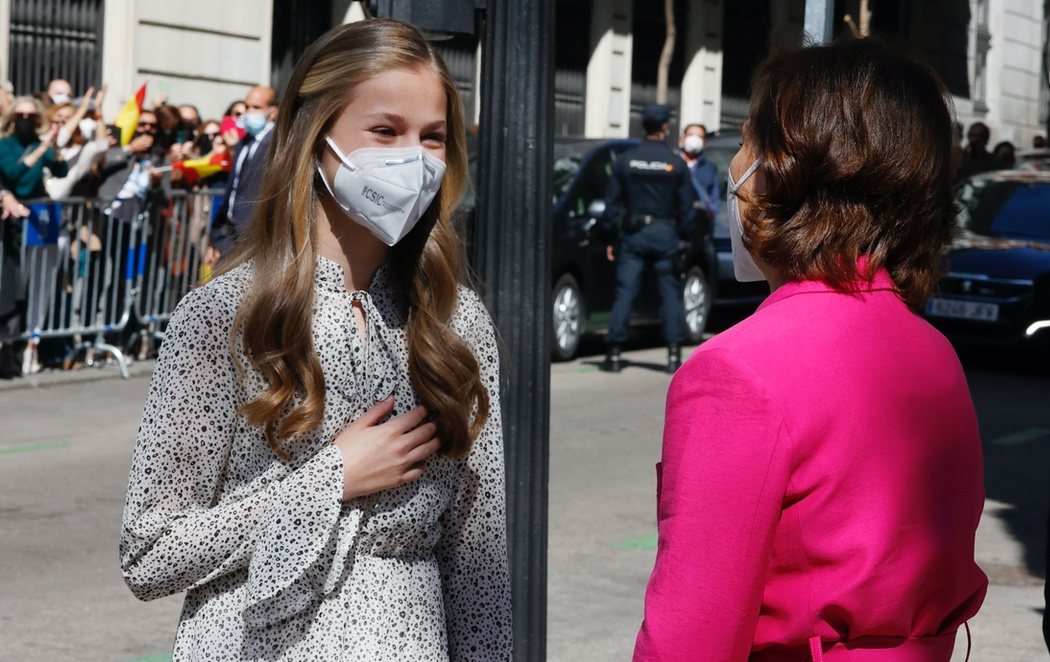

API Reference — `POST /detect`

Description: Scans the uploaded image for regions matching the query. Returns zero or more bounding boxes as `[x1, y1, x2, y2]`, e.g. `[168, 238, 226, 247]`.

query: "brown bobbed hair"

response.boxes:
[741, 37, 958, 310]
[219, 19, 488, 459]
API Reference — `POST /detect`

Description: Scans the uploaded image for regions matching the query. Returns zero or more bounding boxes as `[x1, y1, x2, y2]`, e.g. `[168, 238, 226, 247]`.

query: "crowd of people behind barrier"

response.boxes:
[0, 77, 265, 378]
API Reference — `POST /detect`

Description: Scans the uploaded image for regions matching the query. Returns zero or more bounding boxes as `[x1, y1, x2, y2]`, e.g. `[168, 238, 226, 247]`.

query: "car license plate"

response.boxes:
[926, 298, 999, 322]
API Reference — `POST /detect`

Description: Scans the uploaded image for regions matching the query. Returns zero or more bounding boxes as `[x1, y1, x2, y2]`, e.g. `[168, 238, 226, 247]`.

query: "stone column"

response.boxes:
[584, 0, 633, 138]
[679, 0, 725, 132]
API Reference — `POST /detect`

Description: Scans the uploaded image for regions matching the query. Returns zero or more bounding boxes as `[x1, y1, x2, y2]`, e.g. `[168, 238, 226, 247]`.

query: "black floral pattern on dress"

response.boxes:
[120, 257, 511, 661]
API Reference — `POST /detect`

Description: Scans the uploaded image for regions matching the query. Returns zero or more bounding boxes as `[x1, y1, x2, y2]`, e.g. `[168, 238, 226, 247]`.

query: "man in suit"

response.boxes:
[207, 86, 278, 264]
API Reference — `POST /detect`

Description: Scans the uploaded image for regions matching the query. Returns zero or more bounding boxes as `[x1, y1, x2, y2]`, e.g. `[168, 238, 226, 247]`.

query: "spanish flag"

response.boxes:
[114, 84, 147, 146]
[172, 152, 233, 185]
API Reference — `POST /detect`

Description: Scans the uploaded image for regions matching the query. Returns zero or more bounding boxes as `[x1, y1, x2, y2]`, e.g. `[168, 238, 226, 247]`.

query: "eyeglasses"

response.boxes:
[14, 112, 37, 120]
[204, 132, 220, 140]
[137, 121, 157, 129]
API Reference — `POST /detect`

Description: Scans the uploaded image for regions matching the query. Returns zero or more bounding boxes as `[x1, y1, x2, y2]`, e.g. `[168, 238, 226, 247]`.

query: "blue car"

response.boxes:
[924, 171, 1050, 348]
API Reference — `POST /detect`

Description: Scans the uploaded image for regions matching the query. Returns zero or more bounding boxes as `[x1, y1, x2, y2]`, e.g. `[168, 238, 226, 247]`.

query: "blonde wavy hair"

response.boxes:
[1, 96, 46, 136]
[220, 19, 488, 460]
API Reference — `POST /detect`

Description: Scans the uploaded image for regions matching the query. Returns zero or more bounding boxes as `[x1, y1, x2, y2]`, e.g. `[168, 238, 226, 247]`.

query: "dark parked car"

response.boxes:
[924, 171, 1050, 348]
[465, 135, 763, 360]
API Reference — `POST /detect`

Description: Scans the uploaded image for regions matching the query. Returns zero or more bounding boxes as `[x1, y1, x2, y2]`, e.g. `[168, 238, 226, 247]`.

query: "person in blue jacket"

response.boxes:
[679, 122, 719, 220]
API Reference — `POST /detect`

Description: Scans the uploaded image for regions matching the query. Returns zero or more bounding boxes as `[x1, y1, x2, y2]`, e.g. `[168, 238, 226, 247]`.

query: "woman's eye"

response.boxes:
[424, 134, 446, 144]
[370, 128, 395, 137]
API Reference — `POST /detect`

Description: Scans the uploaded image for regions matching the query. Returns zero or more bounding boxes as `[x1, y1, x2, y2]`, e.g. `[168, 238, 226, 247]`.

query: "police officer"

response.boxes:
[601, 104, 696, 374]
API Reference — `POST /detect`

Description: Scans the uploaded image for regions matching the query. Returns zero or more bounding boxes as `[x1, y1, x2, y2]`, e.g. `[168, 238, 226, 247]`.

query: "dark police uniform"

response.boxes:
[603, 110, 696, 372]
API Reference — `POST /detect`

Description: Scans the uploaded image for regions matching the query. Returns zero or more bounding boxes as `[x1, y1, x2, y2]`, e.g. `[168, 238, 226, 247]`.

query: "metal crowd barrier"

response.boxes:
[0, 190, 223, 378]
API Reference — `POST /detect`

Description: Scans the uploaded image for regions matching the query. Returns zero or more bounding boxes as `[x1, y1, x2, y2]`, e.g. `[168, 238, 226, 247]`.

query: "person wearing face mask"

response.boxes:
[96, 108, 169, 203]
[634, 38, 986, 662]
[119, 19, 510, 661]
[42, 86, 111, 199]
[0, 97, 68, 199]
[600, 103, 697, 374]
[678, 123, 719, 221]
[207, 85, 279, 264]
[45, 79, 73, 108]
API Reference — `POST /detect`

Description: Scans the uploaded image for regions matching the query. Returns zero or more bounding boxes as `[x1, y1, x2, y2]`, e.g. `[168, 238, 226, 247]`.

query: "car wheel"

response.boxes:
[552, 273, 584, 361]
[682, 266, 711, 344]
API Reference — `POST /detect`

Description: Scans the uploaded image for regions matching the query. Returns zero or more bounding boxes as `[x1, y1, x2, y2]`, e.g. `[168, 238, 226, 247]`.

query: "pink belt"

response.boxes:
[750, 631, 958, 662]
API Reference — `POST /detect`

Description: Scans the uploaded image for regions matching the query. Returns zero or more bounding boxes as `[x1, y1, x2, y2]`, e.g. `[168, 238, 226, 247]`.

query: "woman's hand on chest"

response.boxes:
[333, 396, 441, 501]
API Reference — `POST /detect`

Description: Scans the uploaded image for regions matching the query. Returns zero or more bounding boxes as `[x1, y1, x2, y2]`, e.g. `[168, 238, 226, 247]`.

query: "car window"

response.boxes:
[552, 154, 582, 203]
[958, 180, 1050, 241]
[564, 146, 620, 216]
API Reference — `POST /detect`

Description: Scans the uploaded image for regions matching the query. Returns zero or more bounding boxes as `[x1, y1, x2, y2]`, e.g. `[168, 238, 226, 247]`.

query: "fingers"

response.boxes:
[387, 404, 428, 434]
[399, 465, 425, 486]
[353, 396, 395, 428]
[404, 437, 441, 464]
[400, 421, 438, 449]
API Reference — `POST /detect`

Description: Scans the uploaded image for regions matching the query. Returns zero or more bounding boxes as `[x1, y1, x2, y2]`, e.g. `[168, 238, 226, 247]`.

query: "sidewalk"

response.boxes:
[0, 359, 155, 392]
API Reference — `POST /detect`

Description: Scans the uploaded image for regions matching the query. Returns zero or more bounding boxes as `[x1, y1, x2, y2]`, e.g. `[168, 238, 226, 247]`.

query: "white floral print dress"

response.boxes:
[119, 257, 511, 661]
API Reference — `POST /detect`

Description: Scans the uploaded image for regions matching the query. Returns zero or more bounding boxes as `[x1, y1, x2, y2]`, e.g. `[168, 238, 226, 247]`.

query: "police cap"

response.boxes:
[642, 104, 671, 127]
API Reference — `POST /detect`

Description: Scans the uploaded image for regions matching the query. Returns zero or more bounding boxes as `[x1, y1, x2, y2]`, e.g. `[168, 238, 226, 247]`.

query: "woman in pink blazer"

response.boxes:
[634, 39, 987, 661]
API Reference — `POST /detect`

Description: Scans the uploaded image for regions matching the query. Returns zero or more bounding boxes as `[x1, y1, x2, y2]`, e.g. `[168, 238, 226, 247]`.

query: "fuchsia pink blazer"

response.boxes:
[634, 270, 988, 661]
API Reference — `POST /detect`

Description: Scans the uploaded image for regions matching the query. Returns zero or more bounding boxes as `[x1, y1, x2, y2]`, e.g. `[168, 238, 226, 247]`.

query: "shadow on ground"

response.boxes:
[955, 344, 1050, 587]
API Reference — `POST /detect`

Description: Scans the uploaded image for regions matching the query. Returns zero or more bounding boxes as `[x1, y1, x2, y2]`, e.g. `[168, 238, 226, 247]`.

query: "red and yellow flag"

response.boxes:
[113, 84, 147, 146]
[172, 151, 233, 186]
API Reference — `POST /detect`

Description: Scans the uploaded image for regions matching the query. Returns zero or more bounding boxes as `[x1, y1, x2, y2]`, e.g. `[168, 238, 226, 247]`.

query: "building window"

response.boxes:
[8, 0, 104, 97]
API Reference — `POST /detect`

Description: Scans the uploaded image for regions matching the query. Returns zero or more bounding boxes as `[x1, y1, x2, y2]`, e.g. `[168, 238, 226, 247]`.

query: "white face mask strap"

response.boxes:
[324, 135, 356, 170]
[729, 158, 762, 192]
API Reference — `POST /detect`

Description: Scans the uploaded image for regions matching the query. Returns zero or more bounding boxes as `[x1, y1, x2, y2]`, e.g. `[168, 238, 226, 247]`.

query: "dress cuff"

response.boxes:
[243, 443, 347, 627]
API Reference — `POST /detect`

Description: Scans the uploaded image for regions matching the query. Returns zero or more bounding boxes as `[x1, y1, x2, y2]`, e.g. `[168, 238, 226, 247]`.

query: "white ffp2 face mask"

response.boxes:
[726, 158, 766, 282]
[318, 137, 446, 247]
[683, 134, 705, 156]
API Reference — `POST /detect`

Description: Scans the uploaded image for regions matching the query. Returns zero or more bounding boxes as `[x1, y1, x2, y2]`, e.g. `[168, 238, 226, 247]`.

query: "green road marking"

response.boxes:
[575, 365, 599, 373]
[615, 532, 658, 551]
[0, 440, 72, 456]
[128, 653, 172, 662]
[993, 428, 1050, 446]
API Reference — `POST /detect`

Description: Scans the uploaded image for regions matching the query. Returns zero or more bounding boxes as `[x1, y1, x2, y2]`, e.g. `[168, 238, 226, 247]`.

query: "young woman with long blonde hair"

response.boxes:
[119, 20, 511, 661]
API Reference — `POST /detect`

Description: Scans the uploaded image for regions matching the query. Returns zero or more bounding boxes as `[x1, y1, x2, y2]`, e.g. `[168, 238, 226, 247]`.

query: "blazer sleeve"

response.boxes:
[634, 347, 793, 662]
[436, 293, 512, 661]
[119, 286, 345, 609]
[209, 144, 240, 246]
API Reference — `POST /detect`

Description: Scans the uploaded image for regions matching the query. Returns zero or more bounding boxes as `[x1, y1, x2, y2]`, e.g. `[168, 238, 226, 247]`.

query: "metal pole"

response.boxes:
[474, 1, 555, 660]
[804, 0, 835, 45]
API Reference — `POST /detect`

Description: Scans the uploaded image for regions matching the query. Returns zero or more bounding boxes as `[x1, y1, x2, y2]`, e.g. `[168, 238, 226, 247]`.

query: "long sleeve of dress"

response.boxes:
[119, 286, 345, 607]
[437, 299, 513, 661]
[633, 348, 793, 662]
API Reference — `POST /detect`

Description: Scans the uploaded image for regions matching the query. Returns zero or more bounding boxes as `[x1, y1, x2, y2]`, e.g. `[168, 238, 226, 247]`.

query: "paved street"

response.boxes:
[0, 341, 1048, 661]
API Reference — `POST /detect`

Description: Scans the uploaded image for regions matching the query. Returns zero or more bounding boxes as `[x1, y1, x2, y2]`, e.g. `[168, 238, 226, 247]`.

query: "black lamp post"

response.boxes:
[369, 2, 555, 660]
